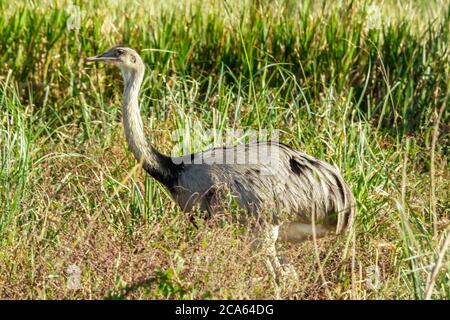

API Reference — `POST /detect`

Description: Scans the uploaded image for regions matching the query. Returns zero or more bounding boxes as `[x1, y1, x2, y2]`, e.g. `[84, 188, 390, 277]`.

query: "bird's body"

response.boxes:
[87, 46, 356, 286]
[171, 141, 354, 232]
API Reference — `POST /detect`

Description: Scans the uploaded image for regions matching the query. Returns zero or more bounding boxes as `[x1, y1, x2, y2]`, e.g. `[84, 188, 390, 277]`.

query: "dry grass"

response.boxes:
[0, 0, 449, 299]
[1, 129, 448, 299]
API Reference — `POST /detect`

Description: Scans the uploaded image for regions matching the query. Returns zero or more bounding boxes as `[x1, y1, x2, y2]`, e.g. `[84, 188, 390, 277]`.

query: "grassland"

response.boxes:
[0, 0, 449, 299]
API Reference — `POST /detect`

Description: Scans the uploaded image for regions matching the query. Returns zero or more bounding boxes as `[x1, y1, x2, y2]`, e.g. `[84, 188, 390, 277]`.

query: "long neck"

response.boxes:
[121, 67, 178, 187]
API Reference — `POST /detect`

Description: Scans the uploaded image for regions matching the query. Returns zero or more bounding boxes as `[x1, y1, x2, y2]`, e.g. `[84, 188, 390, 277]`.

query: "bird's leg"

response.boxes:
[258, 225, 282, 298]
[253, 224, 298, 298]
[279, 221, 332, 242]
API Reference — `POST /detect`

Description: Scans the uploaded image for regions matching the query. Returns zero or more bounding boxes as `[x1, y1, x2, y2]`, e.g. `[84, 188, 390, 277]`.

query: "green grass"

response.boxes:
[0, 0, 449, 299]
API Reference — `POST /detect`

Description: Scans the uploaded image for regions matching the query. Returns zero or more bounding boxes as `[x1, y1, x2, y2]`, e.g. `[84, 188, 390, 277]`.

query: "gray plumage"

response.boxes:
[86, 46, 355, 237]
[174, 142, 355, 233]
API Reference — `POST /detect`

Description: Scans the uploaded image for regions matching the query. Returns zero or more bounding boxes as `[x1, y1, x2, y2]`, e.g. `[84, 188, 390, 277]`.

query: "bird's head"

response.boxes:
[86, 46, 144, 78]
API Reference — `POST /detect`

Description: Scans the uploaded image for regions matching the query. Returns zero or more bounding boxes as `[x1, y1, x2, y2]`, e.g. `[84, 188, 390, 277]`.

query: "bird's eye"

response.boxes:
[130, 55, 136, 63]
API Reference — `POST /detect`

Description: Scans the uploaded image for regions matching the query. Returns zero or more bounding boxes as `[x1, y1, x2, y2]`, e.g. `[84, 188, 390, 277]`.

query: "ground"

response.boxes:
[0, 0, 449, 299]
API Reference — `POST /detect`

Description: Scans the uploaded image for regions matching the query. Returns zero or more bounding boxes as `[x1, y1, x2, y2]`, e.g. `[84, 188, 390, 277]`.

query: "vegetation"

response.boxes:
[0, 0, 448, 299]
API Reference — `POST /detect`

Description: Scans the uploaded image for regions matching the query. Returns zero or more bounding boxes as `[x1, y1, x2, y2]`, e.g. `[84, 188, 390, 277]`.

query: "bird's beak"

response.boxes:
[85, 52, 117, 63]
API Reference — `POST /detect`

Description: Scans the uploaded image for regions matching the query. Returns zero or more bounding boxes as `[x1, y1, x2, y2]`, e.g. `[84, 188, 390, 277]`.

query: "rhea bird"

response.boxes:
[86, 46, 356, 283]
